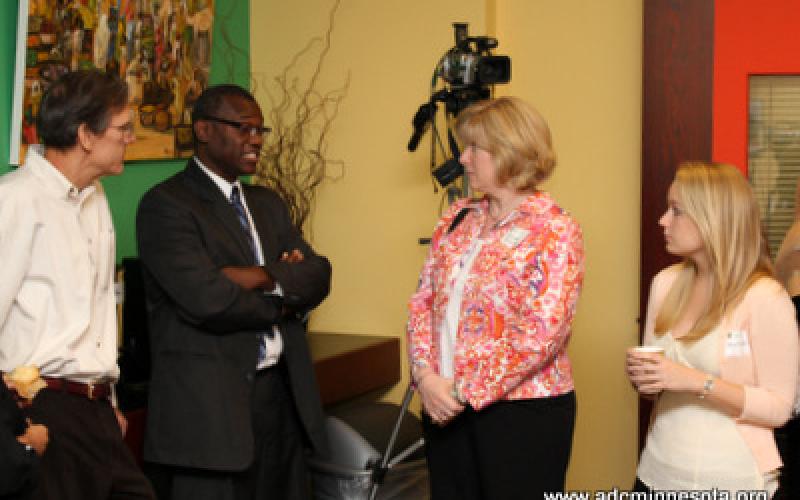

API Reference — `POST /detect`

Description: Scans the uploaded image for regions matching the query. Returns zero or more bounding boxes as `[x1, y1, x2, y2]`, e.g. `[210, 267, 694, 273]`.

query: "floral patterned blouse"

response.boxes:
[407, 191, 585, 410]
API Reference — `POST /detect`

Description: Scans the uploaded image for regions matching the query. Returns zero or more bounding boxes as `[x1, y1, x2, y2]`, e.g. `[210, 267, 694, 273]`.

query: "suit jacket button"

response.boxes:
[245, 372, 254, 382]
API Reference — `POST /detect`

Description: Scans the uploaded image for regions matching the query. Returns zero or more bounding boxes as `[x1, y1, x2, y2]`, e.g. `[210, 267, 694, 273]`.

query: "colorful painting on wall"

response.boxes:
[11, 0, 214, 164]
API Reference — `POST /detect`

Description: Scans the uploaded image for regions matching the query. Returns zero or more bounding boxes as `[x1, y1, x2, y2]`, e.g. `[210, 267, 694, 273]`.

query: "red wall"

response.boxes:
[713, 0, 800, 174]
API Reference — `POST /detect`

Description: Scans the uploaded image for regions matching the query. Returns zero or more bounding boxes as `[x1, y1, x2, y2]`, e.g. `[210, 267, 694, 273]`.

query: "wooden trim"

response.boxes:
[640, 0, 714, 449]
[308, 332, 401, 406]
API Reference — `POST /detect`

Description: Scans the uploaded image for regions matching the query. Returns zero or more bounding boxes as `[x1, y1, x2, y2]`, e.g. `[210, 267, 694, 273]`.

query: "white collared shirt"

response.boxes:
[0, 147, 119, 383]
[194, 158, 283, 368]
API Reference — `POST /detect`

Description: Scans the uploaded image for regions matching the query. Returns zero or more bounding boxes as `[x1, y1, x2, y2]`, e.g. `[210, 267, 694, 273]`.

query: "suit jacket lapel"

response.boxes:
[184, 161, 255, 263]
[243, 185, 279, 262]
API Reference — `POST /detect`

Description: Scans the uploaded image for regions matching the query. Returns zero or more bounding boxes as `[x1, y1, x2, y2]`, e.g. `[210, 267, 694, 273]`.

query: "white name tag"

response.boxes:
[501, 228, 529, 248]
[724, 329, 751, 357]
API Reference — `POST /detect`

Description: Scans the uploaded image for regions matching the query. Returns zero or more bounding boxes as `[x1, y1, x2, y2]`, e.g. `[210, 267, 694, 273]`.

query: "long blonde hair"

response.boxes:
[654, 162, 773, 341]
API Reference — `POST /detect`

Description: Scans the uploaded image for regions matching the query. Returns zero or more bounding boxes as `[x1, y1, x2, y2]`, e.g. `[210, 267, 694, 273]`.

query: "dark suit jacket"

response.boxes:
[136, 160, 331, 471]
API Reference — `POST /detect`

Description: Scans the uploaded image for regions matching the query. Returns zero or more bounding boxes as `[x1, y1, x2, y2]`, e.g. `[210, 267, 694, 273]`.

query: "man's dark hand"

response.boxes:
[281, 249, 304, 263]
[222, 249, 305, 293]
[221, 266, 275, 291]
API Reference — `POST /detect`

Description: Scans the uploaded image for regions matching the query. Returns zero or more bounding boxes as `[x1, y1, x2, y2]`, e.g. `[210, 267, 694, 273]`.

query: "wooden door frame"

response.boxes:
[640, 0, 714, 447]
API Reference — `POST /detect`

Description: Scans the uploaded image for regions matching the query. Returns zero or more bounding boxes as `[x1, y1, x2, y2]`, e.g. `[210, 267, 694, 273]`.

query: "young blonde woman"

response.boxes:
[627, 162, 799, 496]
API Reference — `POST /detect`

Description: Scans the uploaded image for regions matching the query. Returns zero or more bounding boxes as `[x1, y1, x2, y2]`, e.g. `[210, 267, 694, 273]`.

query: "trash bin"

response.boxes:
[308, 386, 429, 500]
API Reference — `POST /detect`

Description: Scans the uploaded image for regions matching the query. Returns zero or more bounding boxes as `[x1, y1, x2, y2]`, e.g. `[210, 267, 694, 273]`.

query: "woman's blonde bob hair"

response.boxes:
[655, 162, 773, 341]
[454, 96, 556, 192]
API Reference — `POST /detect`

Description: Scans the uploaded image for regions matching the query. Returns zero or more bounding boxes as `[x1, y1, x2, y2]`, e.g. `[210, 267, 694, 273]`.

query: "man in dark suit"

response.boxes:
[136, 84, 330, 500]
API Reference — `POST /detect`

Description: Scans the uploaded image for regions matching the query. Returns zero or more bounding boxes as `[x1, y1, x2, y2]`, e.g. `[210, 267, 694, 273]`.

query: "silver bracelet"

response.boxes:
[450, 385, 466, 404]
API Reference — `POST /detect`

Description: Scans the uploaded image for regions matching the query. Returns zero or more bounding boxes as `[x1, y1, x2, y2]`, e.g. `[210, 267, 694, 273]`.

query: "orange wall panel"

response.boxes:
[713, 0, 800, 173]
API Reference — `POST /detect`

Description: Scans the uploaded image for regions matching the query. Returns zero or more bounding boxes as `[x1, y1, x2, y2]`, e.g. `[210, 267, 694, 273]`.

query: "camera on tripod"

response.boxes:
[438, 23, 510, 88]
[407, 23, 511, 191]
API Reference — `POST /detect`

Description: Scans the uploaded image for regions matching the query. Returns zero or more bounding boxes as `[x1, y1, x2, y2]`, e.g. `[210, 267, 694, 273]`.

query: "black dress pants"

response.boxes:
[422, 392, 576, 500]
[158, 364, 311, 500]
[24, 389, 155, 500]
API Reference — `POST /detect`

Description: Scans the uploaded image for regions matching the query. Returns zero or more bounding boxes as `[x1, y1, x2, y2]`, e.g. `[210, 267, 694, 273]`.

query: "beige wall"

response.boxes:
[251, 0, 486, 405]
[496, 0, 643, 489]
[252, 0, 642, 490]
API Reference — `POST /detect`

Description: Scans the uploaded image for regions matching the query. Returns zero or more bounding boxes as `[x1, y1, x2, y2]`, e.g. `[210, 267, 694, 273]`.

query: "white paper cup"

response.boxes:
[630, 345, 665, 356]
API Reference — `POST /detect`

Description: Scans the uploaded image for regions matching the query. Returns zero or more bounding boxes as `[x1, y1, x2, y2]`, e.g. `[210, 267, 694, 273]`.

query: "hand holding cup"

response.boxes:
[626, 346, 665, 395]
[629, 345, 665, 358]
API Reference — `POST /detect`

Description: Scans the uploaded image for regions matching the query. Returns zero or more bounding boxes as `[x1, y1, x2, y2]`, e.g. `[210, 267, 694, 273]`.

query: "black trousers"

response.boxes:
[774, 415, 800, 499]
[422, 392, 576, 500]
[633, 477, 650, 492]
[1, 380, 37, 498]
[24, 389, 155, 500]
[154, 364, 311, 500]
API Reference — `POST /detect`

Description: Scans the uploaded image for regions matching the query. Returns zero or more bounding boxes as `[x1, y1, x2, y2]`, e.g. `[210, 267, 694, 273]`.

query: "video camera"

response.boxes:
[438, 23, 510, 88]
[407, 23, 511, 190]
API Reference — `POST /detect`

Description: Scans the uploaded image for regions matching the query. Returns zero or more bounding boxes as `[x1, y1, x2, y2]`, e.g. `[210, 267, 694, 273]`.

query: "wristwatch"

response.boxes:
[699, 376, 715, 399]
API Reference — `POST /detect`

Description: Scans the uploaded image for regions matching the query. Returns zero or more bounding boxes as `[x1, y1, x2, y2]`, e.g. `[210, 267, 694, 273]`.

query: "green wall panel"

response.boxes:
[0, 1, 250, 261]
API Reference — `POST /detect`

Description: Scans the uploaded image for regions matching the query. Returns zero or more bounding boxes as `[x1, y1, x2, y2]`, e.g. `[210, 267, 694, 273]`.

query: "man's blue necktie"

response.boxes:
[230, 185, 271, 362]
[230, 185, 257, 264]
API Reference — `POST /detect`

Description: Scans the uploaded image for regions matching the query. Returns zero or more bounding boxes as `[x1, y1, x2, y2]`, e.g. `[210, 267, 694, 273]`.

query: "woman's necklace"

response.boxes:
[486, 211, 509, 229]
[484, 193, 530, 233]
[481, 201, 517, 236]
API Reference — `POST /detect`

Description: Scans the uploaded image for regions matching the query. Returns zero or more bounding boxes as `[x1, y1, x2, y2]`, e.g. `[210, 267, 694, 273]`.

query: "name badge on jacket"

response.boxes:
[501, 228, 529, 248]
[724, 329, 751, 357]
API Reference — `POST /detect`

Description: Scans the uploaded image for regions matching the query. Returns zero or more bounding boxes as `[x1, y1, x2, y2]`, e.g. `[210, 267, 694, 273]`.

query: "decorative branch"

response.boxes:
[252, 0, 349, 231]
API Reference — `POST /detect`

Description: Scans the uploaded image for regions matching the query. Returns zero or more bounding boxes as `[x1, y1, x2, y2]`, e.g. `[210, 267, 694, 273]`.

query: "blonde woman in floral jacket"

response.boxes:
[407, 96, 585, 499]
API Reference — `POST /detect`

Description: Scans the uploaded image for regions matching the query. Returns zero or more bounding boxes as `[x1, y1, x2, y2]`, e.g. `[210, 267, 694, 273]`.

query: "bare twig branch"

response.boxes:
[252, 0, 348, 231]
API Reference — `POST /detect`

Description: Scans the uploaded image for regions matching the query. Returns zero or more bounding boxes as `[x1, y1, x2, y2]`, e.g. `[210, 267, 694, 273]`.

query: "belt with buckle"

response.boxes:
[42, 377, 111, 401]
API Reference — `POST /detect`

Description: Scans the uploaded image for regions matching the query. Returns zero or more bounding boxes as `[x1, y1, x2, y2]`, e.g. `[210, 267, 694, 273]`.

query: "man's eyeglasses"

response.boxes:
[109, 122, 135, 138]
[199, 116, 272, 137]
